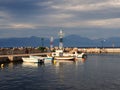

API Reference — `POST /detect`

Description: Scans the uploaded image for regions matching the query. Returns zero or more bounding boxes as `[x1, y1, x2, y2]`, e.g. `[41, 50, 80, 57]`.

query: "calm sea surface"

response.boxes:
[1, 54, 120, 90]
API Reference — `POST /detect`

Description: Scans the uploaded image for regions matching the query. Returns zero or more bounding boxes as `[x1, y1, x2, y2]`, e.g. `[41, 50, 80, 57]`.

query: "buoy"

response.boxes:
[1, 64, 4, 68]
[53, 60, 57, 64]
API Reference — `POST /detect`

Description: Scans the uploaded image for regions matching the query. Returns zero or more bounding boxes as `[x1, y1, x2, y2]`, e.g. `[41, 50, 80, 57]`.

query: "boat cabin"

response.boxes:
[52, 50, 63, 57]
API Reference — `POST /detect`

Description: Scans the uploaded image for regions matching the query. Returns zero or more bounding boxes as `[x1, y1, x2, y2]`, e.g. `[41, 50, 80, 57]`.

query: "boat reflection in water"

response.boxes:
[74, 58, 86, 66]
[0, 57, 86, 69]
[22, 60, 54, 68]
[22, 62, 39, 68]
[77, 58, 86, 63]
[53, 57, 87, 67]
[53, 59, 74, 66]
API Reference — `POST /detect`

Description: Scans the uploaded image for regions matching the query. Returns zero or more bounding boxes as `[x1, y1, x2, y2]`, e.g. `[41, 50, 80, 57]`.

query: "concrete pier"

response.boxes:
[0, 53, 49, 63]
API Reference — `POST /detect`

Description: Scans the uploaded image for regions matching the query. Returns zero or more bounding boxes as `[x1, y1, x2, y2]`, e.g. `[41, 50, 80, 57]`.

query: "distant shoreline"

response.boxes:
[0, 47, 120, 55]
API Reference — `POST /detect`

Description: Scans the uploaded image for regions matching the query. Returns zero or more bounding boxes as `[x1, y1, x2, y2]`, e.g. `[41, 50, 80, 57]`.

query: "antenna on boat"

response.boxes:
[58, 29, 64, 49]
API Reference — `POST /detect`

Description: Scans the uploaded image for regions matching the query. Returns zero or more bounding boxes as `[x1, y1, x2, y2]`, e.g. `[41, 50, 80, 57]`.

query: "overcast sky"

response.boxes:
[0, 0, 120, 39]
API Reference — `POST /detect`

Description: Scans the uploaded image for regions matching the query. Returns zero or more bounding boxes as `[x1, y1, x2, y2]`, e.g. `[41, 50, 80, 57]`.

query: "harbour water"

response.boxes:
[1, 54, 120, 90]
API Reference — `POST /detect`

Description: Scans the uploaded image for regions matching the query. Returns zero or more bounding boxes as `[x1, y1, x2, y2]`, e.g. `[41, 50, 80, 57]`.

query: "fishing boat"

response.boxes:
[52, 49, 87, 60]
[52, 50, 75, 61]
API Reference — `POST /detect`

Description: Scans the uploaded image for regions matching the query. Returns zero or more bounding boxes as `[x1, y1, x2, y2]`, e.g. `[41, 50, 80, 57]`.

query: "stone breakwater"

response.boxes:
[0, 47, 42, 55]
[0, 47, 120, 55]
[82, 48, 120, 53]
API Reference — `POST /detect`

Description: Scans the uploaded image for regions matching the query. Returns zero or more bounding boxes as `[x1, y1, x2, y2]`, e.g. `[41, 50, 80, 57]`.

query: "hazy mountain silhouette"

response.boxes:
[0, 35, 120, 48]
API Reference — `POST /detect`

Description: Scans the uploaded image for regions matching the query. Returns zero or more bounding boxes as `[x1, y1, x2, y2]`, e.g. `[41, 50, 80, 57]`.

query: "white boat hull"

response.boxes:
[22, 55, 44, 63]
[54, 56, 75, 60]
[22, 57, 43, 63]
[22, 55, 54, 63]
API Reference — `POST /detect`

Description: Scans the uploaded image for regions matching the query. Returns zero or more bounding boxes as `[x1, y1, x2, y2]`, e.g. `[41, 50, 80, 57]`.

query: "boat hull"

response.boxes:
[22, 55, 44, 63]
[22, 57, 44, 63]
[22, 55, 53, 63]
[54, 56, 75, 60]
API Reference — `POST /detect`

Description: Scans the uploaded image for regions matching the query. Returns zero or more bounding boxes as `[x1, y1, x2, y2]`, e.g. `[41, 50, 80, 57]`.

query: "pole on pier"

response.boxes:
[58, 29, 64, 49]
[50, 36, 53, 49]
[8, 56, 14, 61]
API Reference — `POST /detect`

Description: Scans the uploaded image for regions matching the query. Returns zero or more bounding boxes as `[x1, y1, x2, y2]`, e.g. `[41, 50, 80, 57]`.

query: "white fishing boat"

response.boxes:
[64, 51, 87, 58]
[52, 49, 87, 60]
[22, 55, 44, 63]
[52, 50, 75, 61]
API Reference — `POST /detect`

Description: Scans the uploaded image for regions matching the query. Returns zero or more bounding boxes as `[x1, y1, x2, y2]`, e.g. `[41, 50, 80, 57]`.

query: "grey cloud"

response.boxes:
[0, 0, 51, 17]
[0, 0, 120, 39]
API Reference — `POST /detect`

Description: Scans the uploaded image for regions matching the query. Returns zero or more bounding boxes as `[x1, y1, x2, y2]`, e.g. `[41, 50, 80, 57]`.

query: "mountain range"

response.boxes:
[0, 35, 120, 48]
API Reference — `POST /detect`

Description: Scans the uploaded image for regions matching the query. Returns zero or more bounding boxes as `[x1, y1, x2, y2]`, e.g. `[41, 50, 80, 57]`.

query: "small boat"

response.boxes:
[77, 52, 87, 58]
[22, 55, 44, 63]
[44, 56, 53, 63]
[22, 55, 53, 63]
